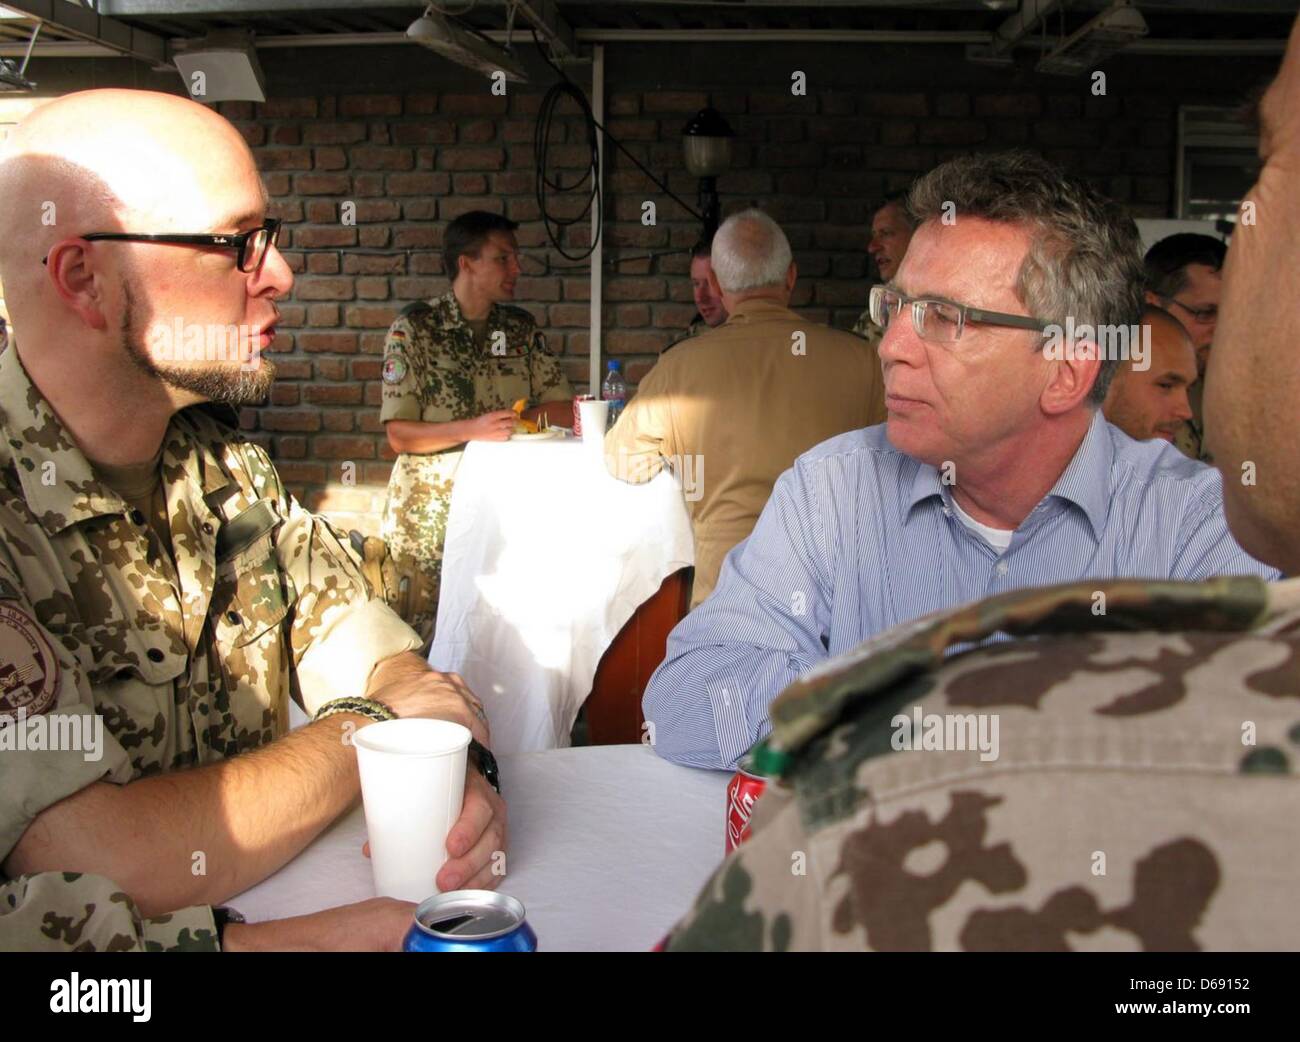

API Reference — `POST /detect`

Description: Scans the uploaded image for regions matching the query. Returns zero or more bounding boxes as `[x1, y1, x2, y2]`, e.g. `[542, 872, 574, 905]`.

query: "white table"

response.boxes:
[428, 436, 694, 754]
[230, 745, 731, 952]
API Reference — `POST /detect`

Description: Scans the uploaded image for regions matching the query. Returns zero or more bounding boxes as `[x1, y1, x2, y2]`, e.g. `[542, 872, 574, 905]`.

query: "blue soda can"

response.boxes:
[403, 890, 538, 952]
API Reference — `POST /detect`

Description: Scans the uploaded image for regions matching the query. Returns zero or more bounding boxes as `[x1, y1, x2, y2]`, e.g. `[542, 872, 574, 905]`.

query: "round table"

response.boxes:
[230, 744, 731, 952]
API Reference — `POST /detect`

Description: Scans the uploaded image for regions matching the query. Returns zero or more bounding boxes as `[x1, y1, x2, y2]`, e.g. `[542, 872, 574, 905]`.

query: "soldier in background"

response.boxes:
[665, 238, 729, 353]
[850, 192, 918, 347]
[665, 17, 1300, 951]
[1102, 306, 1199, 446]
[380, 211, 572, 643]
[1143, 233, 1227, 462]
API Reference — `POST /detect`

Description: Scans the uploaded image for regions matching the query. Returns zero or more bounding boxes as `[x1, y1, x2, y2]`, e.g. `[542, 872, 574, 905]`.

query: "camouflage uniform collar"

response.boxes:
[0, 347, 229, 535]
[900, 409, 1110, 541]
[441, 289, 511, 333]
[753, 574, 1273, 777]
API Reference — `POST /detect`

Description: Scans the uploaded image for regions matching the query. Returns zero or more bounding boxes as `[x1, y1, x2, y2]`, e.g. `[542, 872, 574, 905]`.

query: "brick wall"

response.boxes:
[10, 42, 1277, 536]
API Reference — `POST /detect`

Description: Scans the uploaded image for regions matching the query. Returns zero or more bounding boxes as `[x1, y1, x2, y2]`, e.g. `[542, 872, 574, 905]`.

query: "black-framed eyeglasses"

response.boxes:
[1162, 295, 1217, 326]
[42, 218, 282, 273]
[869, 284, 1051, 344]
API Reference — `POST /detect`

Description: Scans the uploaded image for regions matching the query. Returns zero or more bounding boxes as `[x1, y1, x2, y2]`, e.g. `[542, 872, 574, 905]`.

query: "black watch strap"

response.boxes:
[469, 739, 501, 794]
[212, 905, 246, 949]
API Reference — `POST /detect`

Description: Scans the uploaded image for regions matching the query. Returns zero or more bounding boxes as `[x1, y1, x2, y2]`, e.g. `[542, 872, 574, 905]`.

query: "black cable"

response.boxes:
[527, 25, 704, 263]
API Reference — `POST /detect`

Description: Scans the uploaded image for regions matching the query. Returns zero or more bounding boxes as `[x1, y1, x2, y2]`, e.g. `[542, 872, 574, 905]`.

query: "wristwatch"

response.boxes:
[212, 905, 247, 949]
[468, 739, 501, 794]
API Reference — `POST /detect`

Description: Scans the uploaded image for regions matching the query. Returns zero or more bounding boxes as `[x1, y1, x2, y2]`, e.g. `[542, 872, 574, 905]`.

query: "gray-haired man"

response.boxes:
[643, 152, 1277, 771]
[605, 208, 886, 608]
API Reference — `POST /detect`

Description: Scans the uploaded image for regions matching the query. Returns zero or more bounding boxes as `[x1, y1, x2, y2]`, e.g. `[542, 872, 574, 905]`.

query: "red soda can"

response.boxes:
[725, 756, 768, 853]
[572, 394, 594, 436]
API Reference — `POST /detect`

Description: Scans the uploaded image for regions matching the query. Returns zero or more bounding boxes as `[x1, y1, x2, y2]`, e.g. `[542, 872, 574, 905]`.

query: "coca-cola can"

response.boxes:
[725, 756, 769, 854]
[572, 394, 595, 437]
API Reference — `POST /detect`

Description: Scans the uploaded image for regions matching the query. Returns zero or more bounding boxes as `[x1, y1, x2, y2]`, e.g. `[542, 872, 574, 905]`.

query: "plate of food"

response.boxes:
[509, 398, 563, 441]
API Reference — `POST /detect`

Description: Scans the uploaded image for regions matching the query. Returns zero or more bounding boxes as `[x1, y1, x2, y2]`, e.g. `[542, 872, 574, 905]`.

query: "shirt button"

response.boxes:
[146, 648, 164, 663]
[202, 522, 215, 535]
[130, 509, 147, 526]
[995, 560, 1009, 576]
[226, 610, 242, 625]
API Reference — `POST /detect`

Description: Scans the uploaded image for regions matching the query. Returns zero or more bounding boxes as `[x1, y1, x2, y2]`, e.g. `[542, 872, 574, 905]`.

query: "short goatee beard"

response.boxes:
[120, 281, 276, 406]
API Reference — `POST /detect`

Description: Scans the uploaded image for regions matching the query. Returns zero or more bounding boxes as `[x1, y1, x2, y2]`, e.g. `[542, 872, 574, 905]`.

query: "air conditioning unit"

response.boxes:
[1037, 1, 1149, 76]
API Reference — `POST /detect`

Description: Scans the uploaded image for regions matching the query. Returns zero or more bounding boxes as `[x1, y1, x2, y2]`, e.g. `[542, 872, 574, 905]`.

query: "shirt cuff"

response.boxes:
[708, 677, 754, 769]
[295, 598, 423, 716]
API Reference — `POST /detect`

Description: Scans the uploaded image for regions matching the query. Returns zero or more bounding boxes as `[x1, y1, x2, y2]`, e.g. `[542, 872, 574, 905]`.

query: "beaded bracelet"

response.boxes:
[313, 696, 397, 724]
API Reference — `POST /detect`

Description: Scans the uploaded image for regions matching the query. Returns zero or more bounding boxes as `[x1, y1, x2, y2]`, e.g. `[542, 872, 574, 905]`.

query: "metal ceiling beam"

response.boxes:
[513, 0, 577, 60]
[0, 0, 168, 64]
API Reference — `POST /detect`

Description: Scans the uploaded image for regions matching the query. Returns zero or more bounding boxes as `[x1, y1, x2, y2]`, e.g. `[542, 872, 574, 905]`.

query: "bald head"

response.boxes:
[0, 90, 262, 303]
[0, 89, 289, 439]
[710, 208, 797, 308]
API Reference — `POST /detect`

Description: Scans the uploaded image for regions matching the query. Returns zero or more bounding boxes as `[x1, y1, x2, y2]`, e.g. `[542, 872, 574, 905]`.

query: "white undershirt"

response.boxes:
[950, 497, 1015, 552]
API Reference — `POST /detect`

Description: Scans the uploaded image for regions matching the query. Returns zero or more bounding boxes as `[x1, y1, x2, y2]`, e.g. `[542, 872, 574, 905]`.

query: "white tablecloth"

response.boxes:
[230, 745, 731, 951]
[428, 437, 694, 754]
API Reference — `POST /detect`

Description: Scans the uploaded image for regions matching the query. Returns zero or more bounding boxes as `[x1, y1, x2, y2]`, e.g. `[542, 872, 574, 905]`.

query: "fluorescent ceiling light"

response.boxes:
[1037, 1, 1149, 76]
[406, 6, 529, 83]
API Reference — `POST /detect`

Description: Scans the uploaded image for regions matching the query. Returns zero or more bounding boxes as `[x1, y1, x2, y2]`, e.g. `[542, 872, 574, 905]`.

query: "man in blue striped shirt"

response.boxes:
[643, 151, 1278, 772]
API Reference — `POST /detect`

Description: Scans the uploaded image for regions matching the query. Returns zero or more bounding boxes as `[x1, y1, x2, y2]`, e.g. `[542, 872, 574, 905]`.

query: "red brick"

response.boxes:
[299, 332, 360, 354]
[365, 383, 382, 407]
[312, 436, 376, 459]
[393, 227, 440, 249]
[361, 332, 388, 354]
[346, 305, 398, 329]
[272, 125, 301, 146]
[643, 91, 707, 113]
[270, 383, 300, 406]
[453, 173, 488, 194]
[294, 277, 355, 302]
[563, 279, 590, 301]
[255, 148, 311, 171]
[439, 95, 507, 116]
[261, 410, 321, 432]
[303, 122, 368, 146]
[313, 148, 348, 171]
[549, 303, 590, 327]
[606, 118, 657, 141]
[234, 122, 265, 147]
[316, 359, 348, 380]
[505, 197, 540, 222]
[609, 93, 640, 116]
[293, 227, 357, 250]
[363, 462, 393, 484]
[353, 200, 402, 223]
[460, 119, 496, 143]
[393, 122, 455, 146]
[307, 384, 364, 406]
[393, 277, 441, 299]
[305, 200, 337, 223]
[438, 147, 506, 171]
[404, 94, 439, 115]
[515, 277, 560, 302]
[606, 330, 668, 354]
[388, 172, 449, 196]
[975, 94, 1042, 118]
[344, 254, 406, 275]
[268, 200, 303, 222]
[341, 94, 402, 117]
[220, 101, 253, 119]
[352, 147, 415, 171]
[275, 435, 307, 457]
[356, 277, 390, 300]
[749, 92, 807, 115]
[651, 304, 695, 328]
[352, 360, 383, 380]
[353, 173, 385, 197]
[403, 199, 438, 221]
[504, 123, 534, 143]
[297, 173, 352, 195]
[261, 97, 318, 119]
[360, 227, 390, 248]
[605, 277, 665, 302]
[307, 253, 341, 275]
[271, 358, 313, 380]
[361, 414, 389, 435]
[265, 173, 292, 196]
[307, 303, 340, 325]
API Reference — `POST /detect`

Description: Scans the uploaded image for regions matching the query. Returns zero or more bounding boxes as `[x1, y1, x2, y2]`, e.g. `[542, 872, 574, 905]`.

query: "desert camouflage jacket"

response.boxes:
[0, 872, 218, 952]
[0, 344, 421, 873]
[667, 575, 1300, 951]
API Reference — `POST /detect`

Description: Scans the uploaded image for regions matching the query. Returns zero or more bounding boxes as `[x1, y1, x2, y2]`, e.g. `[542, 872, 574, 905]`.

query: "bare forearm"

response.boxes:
[4, 715, 364, 916]
[386, 418, 470, 454]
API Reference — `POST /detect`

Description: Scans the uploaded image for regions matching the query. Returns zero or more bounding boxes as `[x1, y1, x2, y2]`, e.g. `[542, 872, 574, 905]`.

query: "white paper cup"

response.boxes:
[353, 718, 471, 902]
[578, 399, 609, 453]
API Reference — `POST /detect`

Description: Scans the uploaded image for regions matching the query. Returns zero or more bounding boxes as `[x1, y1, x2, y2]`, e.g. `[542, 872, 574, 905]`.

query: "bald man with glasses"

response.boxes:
[0, 89, 505, 951]
[642, 151, 1276, 772]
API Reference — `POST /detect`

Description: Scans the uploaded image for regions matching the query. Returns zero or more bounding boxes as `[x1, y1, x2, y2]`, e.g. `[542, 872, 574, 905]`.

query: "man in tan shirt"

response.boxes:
[605, 208, 887, 608]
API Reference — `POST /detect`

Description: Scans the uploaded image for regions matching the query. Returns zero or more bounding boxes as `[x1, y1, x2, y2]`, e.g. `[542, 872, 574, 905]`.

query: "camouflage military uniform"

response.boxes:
[667, 575, 1300, 950]
[1, 872, 218, 952]
[379, 291, 572, 641]
[0, 345, 423, 893]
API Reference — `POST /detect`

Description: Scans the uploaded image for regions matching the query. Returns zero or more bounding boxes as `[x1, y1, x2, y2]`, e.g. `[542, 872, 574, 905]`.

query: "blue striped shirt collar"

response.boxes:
[903, 409, 1112, 542]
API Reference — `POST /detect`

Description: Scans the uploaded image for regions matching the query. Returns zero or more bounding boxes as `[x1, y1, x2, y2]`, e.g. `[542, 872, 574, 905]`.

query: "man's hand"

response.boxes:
[365, 652, 490, 745]
[223, 897, 415, 952]
[466, 409, 517, 443]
